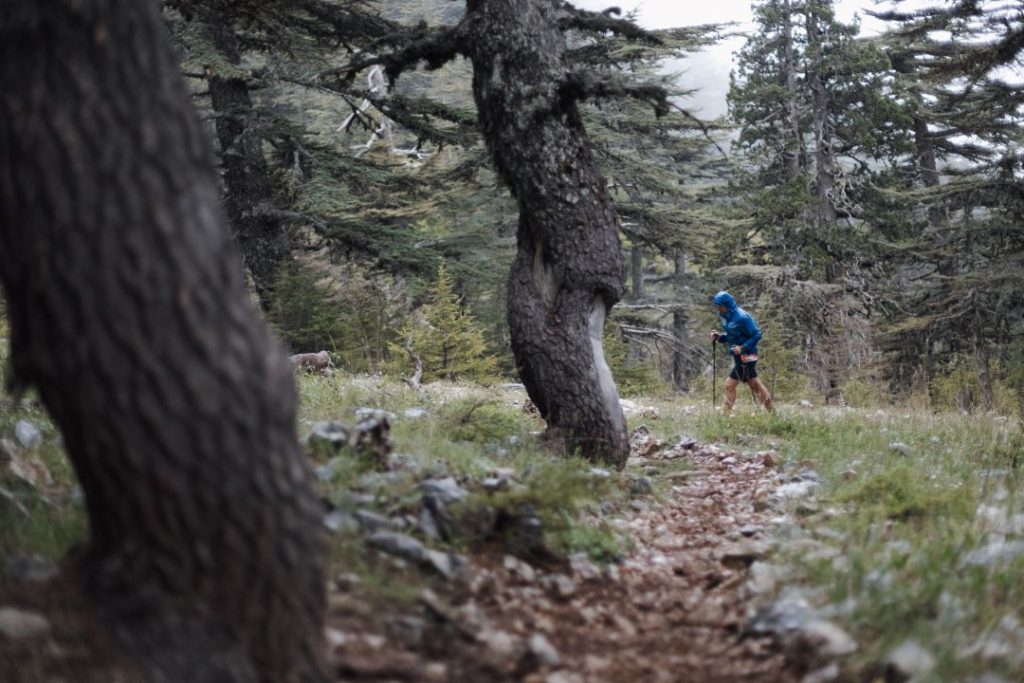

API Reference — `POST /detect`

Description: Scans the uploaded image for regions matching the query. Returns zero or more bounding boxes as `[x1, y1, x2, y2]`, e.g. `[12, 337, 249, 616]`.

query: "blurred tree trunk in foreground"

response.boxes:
[0, 2, 327, 681]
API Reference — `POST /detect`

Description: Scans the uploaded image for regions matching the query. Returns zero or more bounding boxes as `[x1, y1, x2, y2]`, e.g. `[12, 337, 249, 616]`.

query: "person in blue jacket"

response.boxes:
[710, 291, 773, 413]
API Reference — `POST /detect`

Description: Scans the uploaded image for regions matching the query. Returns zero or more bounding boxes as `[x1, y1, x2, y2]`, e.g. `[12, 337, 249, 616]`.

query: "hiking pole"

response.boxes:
[712, 342, 718, 412]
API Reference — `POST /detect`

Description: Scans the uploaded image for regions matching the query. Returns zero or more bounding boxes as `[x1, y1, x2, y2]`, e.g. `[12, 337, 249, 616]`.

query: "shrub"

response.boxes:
[389, 261, 500, 383]
[270, 259, 405, 373]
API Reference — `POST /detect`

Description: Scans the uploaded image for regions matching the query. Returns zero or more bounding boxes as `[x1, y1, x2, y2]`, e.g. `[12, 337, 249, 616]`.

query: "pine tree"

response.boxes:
[728, 0, 912, 274]
[868, 1, 1024, 404]
[726, 0, 915, 401]
[392, 261, 500, 382]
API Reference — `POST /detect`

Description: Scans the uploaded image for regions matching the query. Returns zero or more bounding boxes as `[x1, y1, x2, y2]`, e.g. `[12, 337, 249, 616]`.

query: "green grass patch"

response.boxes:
[0, 397, 85, 564]
[835, 462, 970, 520]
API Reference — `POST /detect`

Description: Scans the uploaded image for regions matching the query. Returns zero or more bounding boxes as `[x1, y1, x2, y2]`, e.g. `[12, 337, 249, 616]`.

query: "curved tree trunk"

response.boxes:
[464, 0, 629, 466]
[0, 3, 326, 682]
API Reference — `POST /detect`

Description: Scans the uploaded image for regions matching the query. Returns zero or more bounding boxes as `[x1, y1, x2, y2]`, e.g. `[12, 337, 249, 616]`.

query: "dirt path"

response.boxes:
[0, 434, 793, 683]
[329, 435, 794, 683]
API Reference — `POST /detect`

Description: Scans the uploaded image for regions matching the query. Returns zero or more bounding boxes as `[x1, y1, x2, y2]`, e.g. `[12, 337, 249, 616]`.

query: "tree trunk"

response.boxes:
[631, 246, 645, 301]
[974, 319, 994, 412]
[204, 13, 289, 311]
[672, 250, 690, 393]
[806, 4, 837, 234]
[912, 106, 944, 225]
[913, 113, 940, 188]
[782, 0, 803, 179]
[0, 3, 326, 682]
[464, 0, 629, 466]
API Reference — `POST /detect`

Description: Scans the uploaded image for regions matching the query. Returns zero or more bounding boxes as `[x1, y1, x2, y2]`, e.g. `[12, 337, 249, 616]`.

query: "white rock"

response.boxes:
[527, 633, 561, 668]
[885, 640, 935, 682]
[0, 607, 50, 640]
[325, 628, 348, 647]
[962, 540, 1024, 568]
[13, 421, 41, 449]
[480, 629, 517, 658]
[797, 619, 857, 657]
[801, 663, 840, 683]
[503, 555, 536, 583]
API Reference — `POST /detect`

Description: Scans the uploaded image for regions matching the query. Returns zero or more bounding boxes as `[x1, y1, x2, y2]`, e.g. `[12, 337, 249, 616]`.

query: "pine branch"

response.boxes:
[559, 70, 671, 116]
[322, 23, 467, 89]
[558, 3, 662, 45]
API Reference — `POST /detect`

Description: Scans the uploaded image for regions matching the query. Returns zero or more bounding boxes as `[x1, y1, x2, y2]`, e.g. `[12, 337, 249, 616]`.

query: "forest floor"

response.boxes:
[3, 373, 1024, 683]
[324, 429, 794, 683]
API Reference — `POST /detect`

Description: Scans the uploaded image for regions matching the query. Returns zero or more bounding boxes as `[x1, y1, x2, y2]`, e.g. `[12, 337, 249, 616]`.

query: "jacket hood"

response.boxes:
[713, 291, 736, 312]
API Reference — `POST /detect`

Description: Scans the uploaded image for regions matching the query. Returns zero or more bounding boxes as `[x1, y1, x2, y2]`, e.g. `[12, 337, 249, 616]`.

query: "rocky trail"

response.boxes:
[326, 430, 802, 683]
[1, 419, 835, 683]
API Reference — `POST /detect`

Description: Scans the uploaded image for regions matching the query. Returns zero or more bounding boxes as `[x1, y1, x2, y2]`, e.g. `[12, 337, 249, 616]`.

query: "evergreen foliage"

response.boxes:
[156, 0, 1024, 410]
[270, 257, 406, 373]
[390, 261, 500, 383]
[868, 0, 1024, 405]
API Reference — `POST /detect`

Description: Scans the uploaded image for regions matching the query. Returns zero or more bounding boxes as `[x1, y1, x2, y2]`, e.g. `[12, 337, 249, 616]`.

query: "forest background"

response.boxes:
[49, 0, 1020, 413]
[0, 2, 1023, 681]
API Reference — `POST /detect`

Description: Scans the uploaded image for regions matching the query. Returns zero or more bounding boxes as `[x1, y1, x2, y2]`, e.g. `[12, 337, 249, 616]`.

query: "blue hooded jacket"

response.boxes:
[713, 291, 762, 358]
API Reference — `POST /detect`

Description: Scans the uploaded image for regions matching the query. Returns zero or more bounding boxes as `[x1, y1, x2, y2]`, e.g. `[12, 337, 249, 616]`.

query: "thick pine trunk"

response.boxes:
[0, 3, 326, 682]
[205, 15, 289, 311]
[807, 4, 845, 404]
[464, 0, 629, 466]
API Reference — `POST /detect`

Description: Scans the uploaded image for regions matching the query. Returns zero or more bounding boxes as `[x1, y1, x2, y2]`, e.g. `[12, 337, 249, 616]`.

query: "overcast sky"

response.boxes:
[572, 0, 885, 31]
[571, 1, 889, 117]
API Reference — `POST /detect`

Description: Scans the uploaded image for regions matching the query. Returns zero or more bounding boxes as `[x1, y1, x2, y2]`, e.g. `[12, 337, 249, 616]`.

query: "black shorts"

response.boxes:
[730, 360, 758, 383]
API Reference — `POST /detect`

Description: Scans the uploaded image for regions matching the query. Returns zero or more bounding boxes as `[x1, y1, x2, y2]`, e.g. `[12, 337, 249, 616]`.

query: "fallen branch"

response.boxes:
[289, 351, 333, 374]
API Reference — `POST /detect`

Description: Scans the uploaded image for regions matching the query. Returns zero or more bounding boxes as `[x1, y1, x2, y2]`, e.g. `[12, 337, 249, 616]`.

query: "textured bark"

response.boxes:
[912, 107, 944, 225]
[631, 247, 645, 301]
[807, 6, 837, 234]
[782, 0, 803, 179]
[672, 250, 690, 393]
[205, 15, 289, 311]
[0, 3, 326, 682]
[464, 0, 629, 465]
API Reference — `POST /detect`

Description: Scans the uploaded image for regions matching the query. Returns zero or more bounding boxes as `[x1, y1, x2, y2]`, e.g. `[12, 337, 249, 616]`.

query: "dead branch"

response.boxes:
[405, 352, 423, 390]
[289, 351, 333, 374]
[321, 24, 467, 89]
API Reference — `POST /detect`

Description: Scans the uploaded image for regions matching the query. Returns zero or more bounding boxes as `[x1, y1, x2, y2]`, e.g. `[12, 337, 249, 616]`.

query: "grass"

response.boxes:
[645, 398, 1024, 682]
[298, 372, 630, 562]
[4, 356, 1024, 680]
[0, 385, 86, 563]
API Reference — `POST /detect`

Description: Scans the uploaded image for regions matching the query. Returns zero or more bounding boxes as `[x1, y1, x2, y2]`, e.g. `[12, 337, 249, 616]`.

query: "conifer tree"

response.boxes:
[726, 0, 914, 401]
[393, 261, 499, 382]
[728, 0, 912, 274]
[868, 0, 1024, 403]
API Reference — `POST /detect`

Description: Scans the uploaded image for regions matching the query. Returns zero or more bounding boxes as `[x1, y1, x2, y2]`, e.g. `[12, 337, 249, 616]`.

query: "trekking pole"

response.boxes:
[712, 342, 718, 412]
